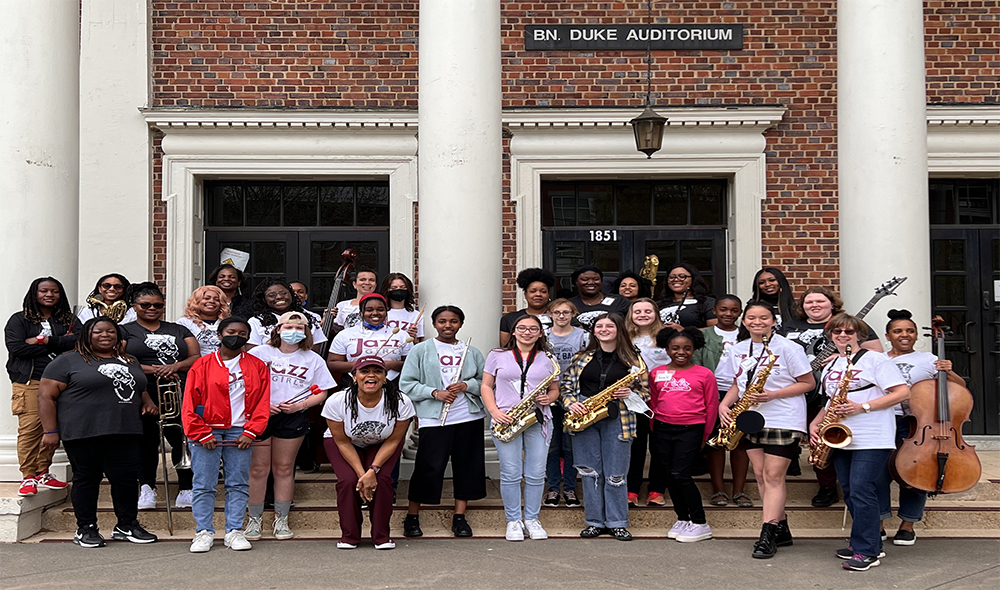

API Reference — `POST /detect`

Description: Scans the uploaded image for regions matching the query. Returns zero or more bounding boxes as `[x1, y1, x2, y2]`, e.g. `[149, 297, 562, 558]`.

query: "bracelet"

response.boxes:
[45, 430, 58, 434]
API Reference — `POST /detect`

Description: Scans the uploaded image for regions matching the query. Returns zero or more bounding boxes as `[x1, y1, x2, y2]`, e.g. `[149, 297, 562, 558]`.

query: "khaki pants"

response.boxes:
[11, 380, 56, 479]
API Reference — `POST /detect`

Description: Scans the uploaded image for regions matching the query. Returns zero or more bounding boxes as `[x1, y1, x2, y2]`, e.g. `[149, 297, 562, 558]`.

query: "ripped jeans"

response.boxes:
[572, 417, 633, 529]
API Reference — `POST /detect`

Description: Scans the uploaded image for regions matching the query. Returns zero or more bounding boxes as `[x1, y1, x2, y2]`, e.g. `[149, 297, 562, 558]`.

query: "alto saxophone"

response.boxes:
[564, 352, 647, 433]
[808, 345, 855, 469]
[87, 296, 128, 323]
[708, 336, 777, 450]
[491, 352, 562, 443]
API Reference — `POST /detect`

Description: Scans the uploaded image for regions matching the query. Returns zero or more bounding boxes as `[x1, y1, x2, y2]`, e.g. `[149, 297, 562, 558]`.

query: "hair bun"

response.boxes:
[887, 309, 912, 321]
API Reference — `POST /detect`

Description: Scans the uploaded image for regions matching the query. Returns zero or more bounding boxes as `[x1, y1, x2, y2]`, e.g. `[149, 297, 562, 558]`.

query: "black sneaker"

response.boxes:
[112, 523, 158, 544]
[611, 527, 633, 541]
[543, 490, 560, 506]
[843, 554, 881, 571]
[403, 514, 423, 538]
[880, 529, 887, 541]
[580, 525, 608, 538]
[73, 525, 106, 548]
[452, 515, 473, 538]
[563, 490, 580, 506]
[811, 486, 839, 507]
[836, 546, 886, 559]
[893, 529, 916, 546]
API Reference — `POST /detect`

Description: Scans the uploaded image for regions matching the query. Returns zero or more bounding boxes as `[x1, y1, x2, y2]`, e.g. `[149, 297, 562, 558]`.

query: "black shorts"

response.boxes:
[741, 428, 803, 460]
[258, 411, 309, 441]
[407, 418, 486, 504]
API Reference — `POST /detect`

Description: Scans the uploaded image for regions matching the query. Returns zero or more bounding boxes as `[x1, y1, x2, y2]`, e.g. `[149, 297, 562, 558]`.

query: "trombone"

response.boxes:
[156, 376, 191, 536]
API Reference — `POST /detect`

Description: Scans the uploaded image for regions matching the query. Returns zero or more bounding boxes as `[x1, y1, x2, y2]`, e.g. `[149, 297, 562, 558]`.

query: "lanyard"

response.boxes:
[745, 341, 769, 389]
[512, 348, 538, 397]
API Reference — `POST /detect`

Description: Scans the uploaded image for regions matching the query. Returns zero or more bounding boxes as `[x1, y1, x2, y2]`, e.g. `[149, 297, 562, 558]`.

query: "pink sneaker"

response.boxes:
[18, 478, 38, 496]
[36, 470, 68, 490]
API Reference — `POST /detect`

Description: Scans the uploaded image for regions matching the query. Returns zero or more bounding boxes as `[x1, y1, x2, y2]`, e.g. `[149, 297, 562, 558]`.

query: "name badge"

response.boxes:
[601, 297, 616, 306]
[740, 357, 757, 372]
[785, 332, 800, 340]
[654, 371, 674, 383]
[629, 365, 642, 374]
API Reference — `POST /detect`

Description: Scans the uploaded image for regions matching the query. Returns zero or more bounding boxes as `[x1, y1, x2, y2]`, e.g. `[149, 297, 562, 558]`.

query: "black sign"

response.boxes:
[525, 24, 743, 51]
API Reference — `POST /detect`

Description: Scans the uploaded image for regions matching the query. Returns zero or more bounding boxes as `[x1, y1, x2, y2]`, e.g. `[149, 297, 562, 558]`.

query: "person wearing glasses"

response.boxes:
[567, 265, 631, 330]
[78, 274, 137, 324]
[121, 282, 200, 510]
[657, 263, 717, 331]
[498, 268, 555, 347]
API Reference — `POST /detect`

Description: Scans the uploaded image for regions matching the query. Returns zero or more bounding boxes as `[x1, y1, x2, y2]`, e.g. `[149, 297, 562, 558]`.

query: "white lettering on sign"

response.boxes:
[533, 29, 558, 41]
[589, 229, 619, 242]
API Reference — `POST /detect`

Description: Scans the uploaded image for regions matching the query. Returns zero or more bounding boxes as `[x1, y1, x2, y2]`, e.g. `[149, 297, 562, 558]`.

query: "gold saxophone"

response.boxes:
[564, 352, 647, 432]
[87, 296, 128, 323]
[639, 254, 659, 294]
[808, 345, 855, 469]
[491, 352, 562, 443]
[708, 336, 777, 450]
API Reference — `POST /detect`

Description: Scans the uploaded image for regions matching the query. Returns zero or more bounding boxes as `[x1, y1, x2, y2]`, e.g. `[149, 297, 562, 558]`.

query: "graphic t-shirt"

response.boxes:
[223, 355, 246, 427]
[249, 346, 337, 405]
[334, 299, 361, 330]
[548, 328, 590, 374]
[648, 364, 719, 440]
[659, 297, 716, 329]
[725, 335, 812, 433]
[41, 354, 146, 441]
[122, 321, 194, 367]
[499, 309, 553, 337]
[633, 334, 671, 372]
[386, 307, 424, 356]
[418, 339, 485, 429]
[884, 351, 937, 416]
[176, 316, 221, 357]
[248, 312, 327, 347]
[330, 325, 406, 380]
[321, 389, 416, 446]
[569, 294, 632, 330]
[822, 351, 906, 449]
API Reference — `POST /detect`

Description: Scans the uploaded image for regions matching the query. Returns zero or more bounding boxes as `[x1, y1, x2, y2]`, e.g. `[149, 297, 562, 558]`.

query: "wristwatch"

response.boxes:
[861, 402, 871, 414]
[370, 464, 381, 475]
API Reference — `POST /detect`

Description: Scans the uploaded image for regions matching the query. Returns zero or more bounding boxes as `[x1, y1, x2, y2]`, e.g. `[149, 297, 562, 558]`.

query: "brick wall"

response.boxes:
[149, 1, 999, 310]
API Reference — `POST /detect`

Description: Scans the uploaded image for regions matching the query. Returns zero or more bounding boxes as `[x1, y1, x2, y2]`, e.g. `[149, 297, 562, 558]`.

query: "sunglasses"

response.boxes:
[831, 328, 856, 335]
[101, 283, 124, 290]
[137, 302, 165, 310]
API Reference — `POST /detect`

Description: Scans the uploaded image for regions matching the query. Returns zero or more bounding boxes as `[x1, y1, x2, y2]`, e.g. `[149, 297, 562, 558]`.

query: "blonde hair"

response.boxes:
[825, 313, 869, 341]
[184, 285, 231, 327]
[548, 298, 578, 315]
[626, 297, 663, 339]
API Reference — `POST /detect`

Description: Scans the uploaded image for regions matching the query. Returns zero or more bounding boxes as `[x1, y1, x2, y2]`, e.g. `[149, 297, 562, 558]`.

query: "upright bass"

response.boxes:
[892, 317, 981, 495]
[318, 248, 358, 358]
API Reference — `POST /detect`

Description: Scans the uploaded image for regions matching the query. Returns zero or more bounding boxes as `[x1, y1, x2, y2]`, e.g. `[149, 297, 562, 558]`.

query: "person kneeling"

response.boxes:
[322, 356, 414, 549]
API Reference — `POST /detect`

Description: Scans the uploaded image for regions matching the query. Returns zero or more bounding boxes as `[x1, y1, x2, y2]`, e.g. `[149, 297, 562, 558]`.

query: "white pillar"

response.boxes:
[418, 0, 502, 349]
[0, 0, 80, 480]
[838, 1, 931, 345]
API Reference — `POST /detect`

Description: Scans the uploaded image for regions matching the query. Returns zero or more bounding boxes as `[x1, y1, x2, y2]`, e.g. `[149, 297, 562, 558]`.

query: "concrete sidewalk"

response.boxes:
[2, 537, 997, 590]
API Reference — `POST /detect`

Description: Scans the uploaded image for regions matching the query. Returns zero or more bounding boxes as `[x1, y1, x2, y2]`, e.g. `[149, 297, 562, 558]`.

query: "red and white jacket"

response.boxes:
[182, 351, 270, 443]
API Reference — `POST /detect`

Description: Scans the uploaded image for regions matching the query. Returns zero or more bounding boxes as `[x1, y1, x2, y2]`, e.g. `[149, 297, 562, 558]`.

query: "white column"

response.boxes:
[838, 1, 931, 343]
[418, 0, 502, 349]
[0, 0, 80, 480]
[78, 0, 152, 296]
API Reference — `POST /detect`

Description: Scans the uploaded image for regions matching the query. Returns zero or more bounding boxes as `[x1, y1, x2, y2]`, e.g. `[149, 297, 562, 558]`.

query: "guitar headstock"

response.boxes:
[873, 276, 907, 299]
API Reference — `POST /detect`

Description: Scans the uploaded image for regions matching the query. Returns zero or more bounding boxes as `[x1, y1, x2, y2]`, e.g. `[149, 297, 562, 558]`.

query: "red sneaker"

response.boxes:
[36, 470, 68, 490]
[646, 491, 666, 506]
[627, 492, 639, 507]
[18, 478, 38, 496]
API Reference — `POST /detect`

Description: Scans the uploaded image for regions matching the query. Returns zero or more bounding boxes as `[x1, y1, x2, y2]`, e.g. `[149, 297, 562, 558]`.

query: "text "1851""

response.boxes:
[589, 229, 619, 242]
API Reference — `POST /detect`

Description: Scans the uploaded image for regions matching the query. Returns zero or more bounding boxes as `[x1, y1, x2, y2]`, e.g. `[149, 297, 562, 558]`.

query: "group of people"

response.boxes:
[4, 263, 950, 571]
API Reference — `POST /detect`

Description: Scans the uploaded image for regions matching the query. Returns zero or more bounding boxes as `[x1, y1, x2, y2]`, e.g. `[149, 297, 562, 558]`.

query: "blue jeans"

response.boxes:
[572, 417, 632, 529]
[833, 448, 892, 558]
[190, 426, 253, 534]
[494, 421, 550, 522]
[876, 416, 928, 523]
[546, 405, 575, 492]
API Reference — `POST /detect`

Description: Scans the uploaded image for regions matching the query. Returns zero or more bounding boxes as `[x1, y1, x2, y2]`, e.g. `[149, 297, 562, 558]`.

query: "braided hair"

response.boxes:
[75, 317, 133, 365]
[22, 277, 75, 325]
[125, 281, 164, 306]
[346, 369, 403, 422]
[251, 277, 313, 328]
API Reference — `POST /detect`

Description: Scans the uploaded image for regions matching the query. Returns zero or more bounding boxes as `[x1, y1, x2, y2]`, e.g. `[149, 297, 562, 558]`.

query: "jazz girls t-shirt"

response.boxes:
[725, 334, 812, 433]
[249, 346, 338, 405]
[386, 307, 425, 356]
[821, 352, 906, 450]
[321, 389, 416, 446]
[248, 312, 327, 347]
[418, 339, 485, 429]
[330, 324, 406, 380]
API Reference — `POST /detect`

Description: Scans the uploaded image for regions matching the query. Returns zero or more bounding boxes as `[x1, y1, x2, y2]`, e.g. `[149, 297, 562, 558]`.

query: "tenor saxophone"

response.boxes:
[87, 296, 128, 323]
[564, 353, 647, 432]
[708, 336, 777, 450]
[491, 352, 561, 443]
[808, 345, 855, 469]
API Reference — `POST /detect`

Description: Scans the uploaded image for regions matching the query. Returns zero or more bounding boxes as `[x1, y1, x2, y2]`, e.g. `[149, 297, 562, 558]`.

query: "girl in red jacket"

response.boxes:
[182, 317, 270, 553]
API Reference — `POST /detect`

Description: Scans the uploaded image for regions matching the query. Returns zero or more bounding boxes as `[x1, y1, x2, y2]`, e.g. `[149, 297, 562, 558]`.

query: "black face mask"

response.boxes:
[387, 289, 408, 302]
[221, 335, 249, 351]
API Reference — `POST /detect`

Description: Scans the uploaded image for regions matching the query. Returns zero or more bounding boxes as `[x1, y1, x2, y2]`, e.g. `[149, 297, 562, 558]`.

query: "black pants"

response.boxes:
[652, 421, 706, 524]
[408, 418, 486, 504]
[62, 434, 142, 530]
[140, 413, 193, 491]
[628, 416, 667, 495]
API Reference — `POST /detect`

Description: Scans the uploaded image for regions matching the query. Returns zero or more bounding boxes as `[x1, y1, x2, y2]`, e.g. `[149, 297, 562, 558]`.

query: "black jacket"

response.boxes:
[4, 312, 82, 383]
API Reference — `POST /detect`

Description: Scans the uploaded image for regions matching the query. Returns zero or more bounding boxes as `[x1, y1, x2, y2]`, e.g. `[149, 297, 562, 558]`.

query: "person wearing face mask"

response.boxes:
[379, 272, 424, 352]
[183, 317, 271, 553]
[207, 264, 254, 321]
[333, 268, 379, 331]
[246, 312, 335, 541]
[78, 273, 138, 324]
[176, 286, 231, 357]
[247, 278, 327, 350]
[656, 263, 717, 331]
[567, 265, 631, 330]
[748, 268, 796, 330]
[329, 294, 407, 384]
[613, 271, 652, 303]
[499, 268, 555, 347]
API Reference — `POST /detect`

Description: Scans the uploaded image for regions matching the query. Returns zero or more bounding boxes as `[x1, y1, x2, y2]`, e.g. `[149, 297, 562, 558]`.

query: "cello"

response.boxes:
[892, 317, 981, 495]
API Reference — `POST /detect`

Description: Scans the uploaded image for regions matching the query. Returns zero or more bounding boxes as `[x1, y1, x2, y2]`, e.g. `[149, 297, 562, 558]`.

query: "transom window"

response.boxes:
[541, 180, 727, 227]
[205, 180, 390, 228]
[929, 179, 999, 225]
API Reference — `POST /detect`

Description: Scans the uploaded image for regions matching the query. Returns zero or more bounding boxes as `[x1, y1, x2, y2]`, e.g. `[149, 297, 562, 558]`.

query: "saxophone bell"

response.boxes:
[734, 409, 765, 435]
[818, 422, 852, 448]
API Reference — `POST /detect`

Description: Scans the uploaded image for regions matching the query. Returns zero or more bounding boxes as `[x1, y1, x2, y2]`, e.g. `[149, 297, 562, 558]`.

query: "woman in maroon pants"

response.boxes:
[321, 356, 414, 549]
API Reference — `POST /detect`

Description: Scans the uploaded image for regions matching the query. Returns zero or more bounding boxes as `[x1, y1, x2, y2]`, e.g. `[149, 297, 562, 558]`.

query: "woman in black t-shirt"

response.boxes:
[499, 268, 555, 347]
[38, 317, 158, 548]
[657, 263, 717, 330]
[122, 283, 199, 510]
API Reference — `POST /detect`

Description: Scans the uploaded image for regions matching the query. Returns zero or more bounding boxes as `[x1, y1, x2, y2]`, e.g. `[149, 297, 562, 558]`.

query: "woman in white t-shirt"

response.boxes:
[328, 294, 406, 382]
[245, 312, 335, 542]
[809, 313, 910, 571]
[246, 279, 327, 351]
[176, 286, 231, 357]
[322, 355, 414, 550]
[719, 301, 813, 559]
[379, 272, 424, 354]
[333, 268, 378, 331]
[624, 298, 669, 507]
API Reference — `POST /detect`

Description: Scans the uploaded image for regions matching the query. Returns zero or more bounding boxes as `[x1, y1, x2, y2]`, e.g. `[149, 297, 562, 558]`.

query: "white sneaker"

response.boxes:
[523, 519, 548, 540]
[337, 542, 357, 549]
[174, 489, 193, 508]
[505, 520, 525, 542]
[374, 541, 396, 550]
[667, 520, 690, 539]
[189, 530, 214, 553]
[676, 522, 713, 543]
[224, 529, 252, 551]
[137, 485, 157, 510]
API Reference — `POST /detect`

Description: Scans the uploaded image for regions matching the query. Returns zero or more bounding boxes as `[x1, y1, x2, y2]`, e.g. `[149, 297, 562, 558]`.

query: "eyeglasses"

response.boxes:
[667, 274, 692, 281]
[100, 283, 124, 290]
[137, 302, 165, 310]
[831, 328, 856, 335]
[514, 326, 541, 334]
[550, 310, 573, 317]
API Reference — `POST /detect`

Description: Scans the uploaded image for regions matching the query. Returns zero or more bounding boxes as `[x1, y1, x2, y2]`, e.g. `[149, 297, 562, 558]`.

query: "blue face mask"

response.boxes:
[280, 330, 307, 344]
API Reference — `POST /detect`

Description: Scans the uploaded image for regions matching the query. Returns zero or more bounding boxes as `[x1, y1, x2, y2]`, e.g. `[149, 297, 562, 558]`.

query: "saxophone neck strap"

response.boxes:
[513, 348, 538, 397]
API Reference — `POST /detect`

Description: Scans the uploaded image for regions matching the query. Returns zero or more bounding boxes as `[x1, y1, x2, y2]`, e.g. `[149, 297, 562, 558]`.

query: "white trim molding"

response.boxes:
[506, 107, 787, 301]
[927, 105, 1000, 175]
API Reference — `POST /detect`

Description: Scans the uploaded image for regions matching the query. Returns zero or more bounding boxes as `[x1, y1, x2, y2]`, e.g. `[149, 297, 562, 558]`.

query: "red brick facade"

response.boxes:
[149, 1, 999, 311]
